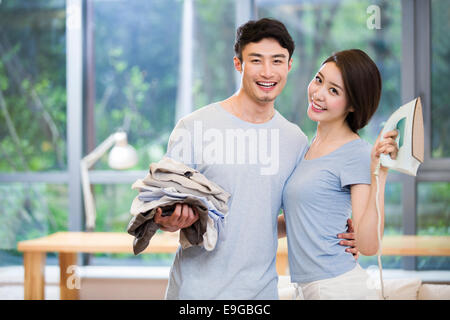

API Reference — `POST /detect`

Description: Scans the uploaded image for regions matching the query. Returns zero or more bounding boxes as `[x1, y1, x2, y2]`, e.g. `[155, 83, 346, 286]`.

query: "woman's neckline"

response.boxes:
[303, 137, 362, 161]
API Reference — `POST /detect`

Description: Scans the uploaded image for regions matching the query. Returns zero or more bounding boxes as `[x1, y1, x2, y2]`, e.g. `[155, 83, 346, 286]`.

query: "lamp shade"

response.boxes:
[107, 132, 138, 169]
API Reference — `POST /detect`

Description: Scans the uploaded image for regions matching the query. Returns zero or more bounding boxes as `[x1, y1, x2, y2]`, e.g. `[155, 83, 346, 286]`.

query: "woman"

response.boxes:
[279, 49, 398, 299]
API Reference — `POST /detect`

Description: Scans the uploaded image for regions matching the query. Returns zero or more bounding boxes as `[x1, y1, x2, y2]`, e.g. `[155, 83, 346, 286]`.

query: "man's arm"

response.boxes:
[338, 218, 359, 260]
[278, 214, 358, 259]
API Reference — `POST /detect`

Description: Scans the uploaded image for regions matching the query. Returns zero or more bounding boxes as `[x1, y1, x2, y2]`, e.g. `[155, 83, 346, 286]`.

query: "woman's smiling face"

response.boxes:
[307, 62, 353, 124]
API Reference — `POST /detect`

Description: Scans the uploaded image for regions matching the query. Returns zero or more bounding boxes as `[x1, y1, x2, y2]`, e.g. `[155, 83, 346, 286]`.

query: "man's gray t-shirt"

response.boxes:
[164, 102, 307, 299]
[282, 138, 372, 283]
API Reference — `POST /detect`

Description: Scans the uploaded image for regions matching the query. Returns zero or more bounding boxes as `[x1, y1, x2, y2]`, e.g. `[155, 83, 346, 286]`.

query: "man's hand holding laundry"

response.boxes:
[127, 157, 230, 255]
[154, 204, 199, 233]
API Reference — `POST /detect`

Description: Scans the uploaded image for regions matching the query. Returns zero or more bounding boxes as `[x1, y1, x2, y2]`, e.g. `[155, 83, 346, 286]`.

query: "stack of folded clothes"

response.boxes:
[127, 157, 230, 255]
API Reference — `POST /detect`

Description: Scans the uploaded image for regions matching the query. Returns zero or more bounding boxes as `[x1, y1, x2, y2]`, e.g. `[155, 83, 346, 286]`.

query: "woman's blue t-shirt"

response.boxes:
[282, 138, 372, 283]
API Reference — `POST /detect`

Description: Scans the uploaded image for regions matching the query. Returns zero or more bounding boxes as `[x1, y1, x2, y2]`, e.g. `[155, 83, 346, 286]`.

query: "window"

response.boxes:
[90, 0, 182, 170]
[0, 0, 67, 266]
[1, 0, 448, 273]
[0, 183, 68, 265]
[417, 182, 450, 270]
[192, 0, 237, 109]
[431, 0, 450, 158]
[0, 0, 67, 172]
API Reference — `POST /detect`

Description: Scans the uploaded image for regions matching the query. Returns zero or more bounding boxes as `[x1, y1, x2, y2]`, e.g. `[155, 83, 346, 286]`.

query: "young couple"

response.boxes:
[153, 18, 398, 300]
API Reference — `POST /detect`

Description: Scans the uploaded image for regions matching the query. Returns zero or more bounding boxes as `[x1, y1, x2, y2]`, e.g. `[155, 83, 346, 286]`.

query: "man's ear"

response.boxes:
[288, 58, 293, 72]
[233, 56, 242, 73]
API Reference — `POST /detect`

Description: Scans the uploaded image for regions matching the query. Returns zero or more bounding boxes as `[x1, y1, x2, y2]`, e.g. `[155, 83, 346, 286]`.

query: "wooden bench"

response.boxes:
[17, 232, 450, 300]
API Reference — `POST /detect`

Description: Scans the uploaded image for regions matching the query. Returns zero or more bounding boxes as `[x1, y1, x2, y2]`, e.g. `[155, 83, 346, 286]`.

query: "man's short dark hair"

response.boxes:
[234, 18, 295, 62]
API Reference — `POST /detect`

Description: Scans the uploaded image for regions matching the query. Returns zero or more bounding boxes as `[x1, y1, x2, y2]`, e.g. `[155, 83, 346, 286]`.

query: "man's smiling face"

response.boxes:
[235, 38, 292, 105]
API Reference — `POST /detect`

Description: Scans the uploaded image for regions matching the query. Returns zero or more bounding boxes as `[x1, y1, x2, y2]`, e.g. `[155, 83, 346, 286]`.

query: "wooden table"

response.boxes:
[17, 233, 450, 300]
[17, 231, 180, 300]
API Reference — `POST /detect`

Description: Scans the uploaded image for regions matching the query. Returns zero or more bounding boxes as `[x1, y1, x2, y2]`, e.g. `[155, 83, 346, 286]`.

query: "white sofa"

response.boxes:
[278, 275, 450, 300]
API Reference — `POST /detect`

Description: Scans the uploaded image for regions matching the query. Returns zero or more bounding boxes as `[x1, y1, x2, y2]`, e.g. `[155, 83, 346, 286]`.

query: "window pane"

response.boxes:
[192, 0, 237, 108]
[0, 183, 68, 266]
[92, 184, 135, 233]
[417, 182, 450, 270]
[91, 0, 182, 170]
[256, 0, 402, 143]
[90, 184, 174, 266]
[0, 0, 67, 172]
[384, 182, 403, 235]
[431, 0, 450, 158]
[417, 182, 450, 236]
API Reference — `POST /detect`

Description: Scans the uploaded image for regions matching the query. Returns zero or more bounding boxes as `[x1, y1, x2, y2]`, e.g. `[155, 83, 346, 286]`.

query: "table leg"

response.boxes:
[276, 252, 288, 275]
[59, 252, 80, 300]
[23, 252, 46, 300]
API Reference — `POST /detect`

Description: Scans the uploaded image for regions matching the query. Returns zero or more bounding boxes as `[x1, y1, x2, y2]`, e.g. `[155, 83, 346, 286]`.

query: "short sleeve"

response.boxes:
[339, 144, 372, 188]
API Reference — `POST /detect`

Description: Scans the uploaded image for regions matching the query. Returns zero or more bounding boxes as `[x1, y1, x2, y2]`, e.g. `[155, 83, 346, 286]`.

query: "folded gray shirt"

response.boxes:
[127, 196, 209, 255]
[142, 157, 230, 213]
[127, 157, 230, 255]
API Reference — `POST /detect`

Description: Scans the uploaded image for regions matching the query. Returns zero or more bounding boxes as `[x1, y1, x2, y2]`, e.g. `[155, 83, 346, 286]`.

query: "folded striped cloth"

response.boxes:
[127, 157, 230, 255]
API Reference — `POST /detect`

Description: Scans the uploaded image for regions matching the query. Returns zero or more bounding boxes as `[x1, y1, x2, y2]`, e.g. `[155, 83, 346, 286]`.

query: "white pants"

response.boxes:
[295, 264, 380, 300]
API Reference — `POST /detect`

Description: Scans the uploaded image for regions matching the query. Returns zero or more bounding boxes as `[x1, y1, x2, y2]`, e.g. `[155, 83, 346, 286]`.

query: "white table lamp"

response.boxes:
[80, 131, 137, 231]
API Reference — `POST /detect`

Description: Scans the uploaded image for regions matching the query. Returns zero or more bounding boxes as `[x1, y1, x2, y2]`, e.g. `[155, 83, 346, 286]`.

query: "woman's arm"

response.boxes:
[351, 130, 398, 256]
[350, 174, 386, 256]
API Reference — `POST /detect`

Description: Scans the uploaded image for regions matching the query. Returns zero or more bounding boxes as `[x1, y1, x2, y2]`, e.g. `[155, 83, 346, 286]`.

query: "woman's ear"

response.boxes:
[348, 105, 355, 113]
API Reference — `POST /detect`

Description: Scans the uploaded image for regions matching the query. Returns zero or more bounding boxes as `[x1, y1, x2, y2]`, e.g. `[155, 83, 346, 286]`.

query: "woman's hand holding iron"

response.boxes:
[371, 129, 399, 175]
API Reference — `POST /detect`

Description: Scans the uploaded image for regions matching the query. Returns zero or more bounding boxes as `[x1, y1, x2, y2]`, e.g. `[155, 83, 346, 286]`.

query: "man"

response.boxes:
[154, 18, 356, 299]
